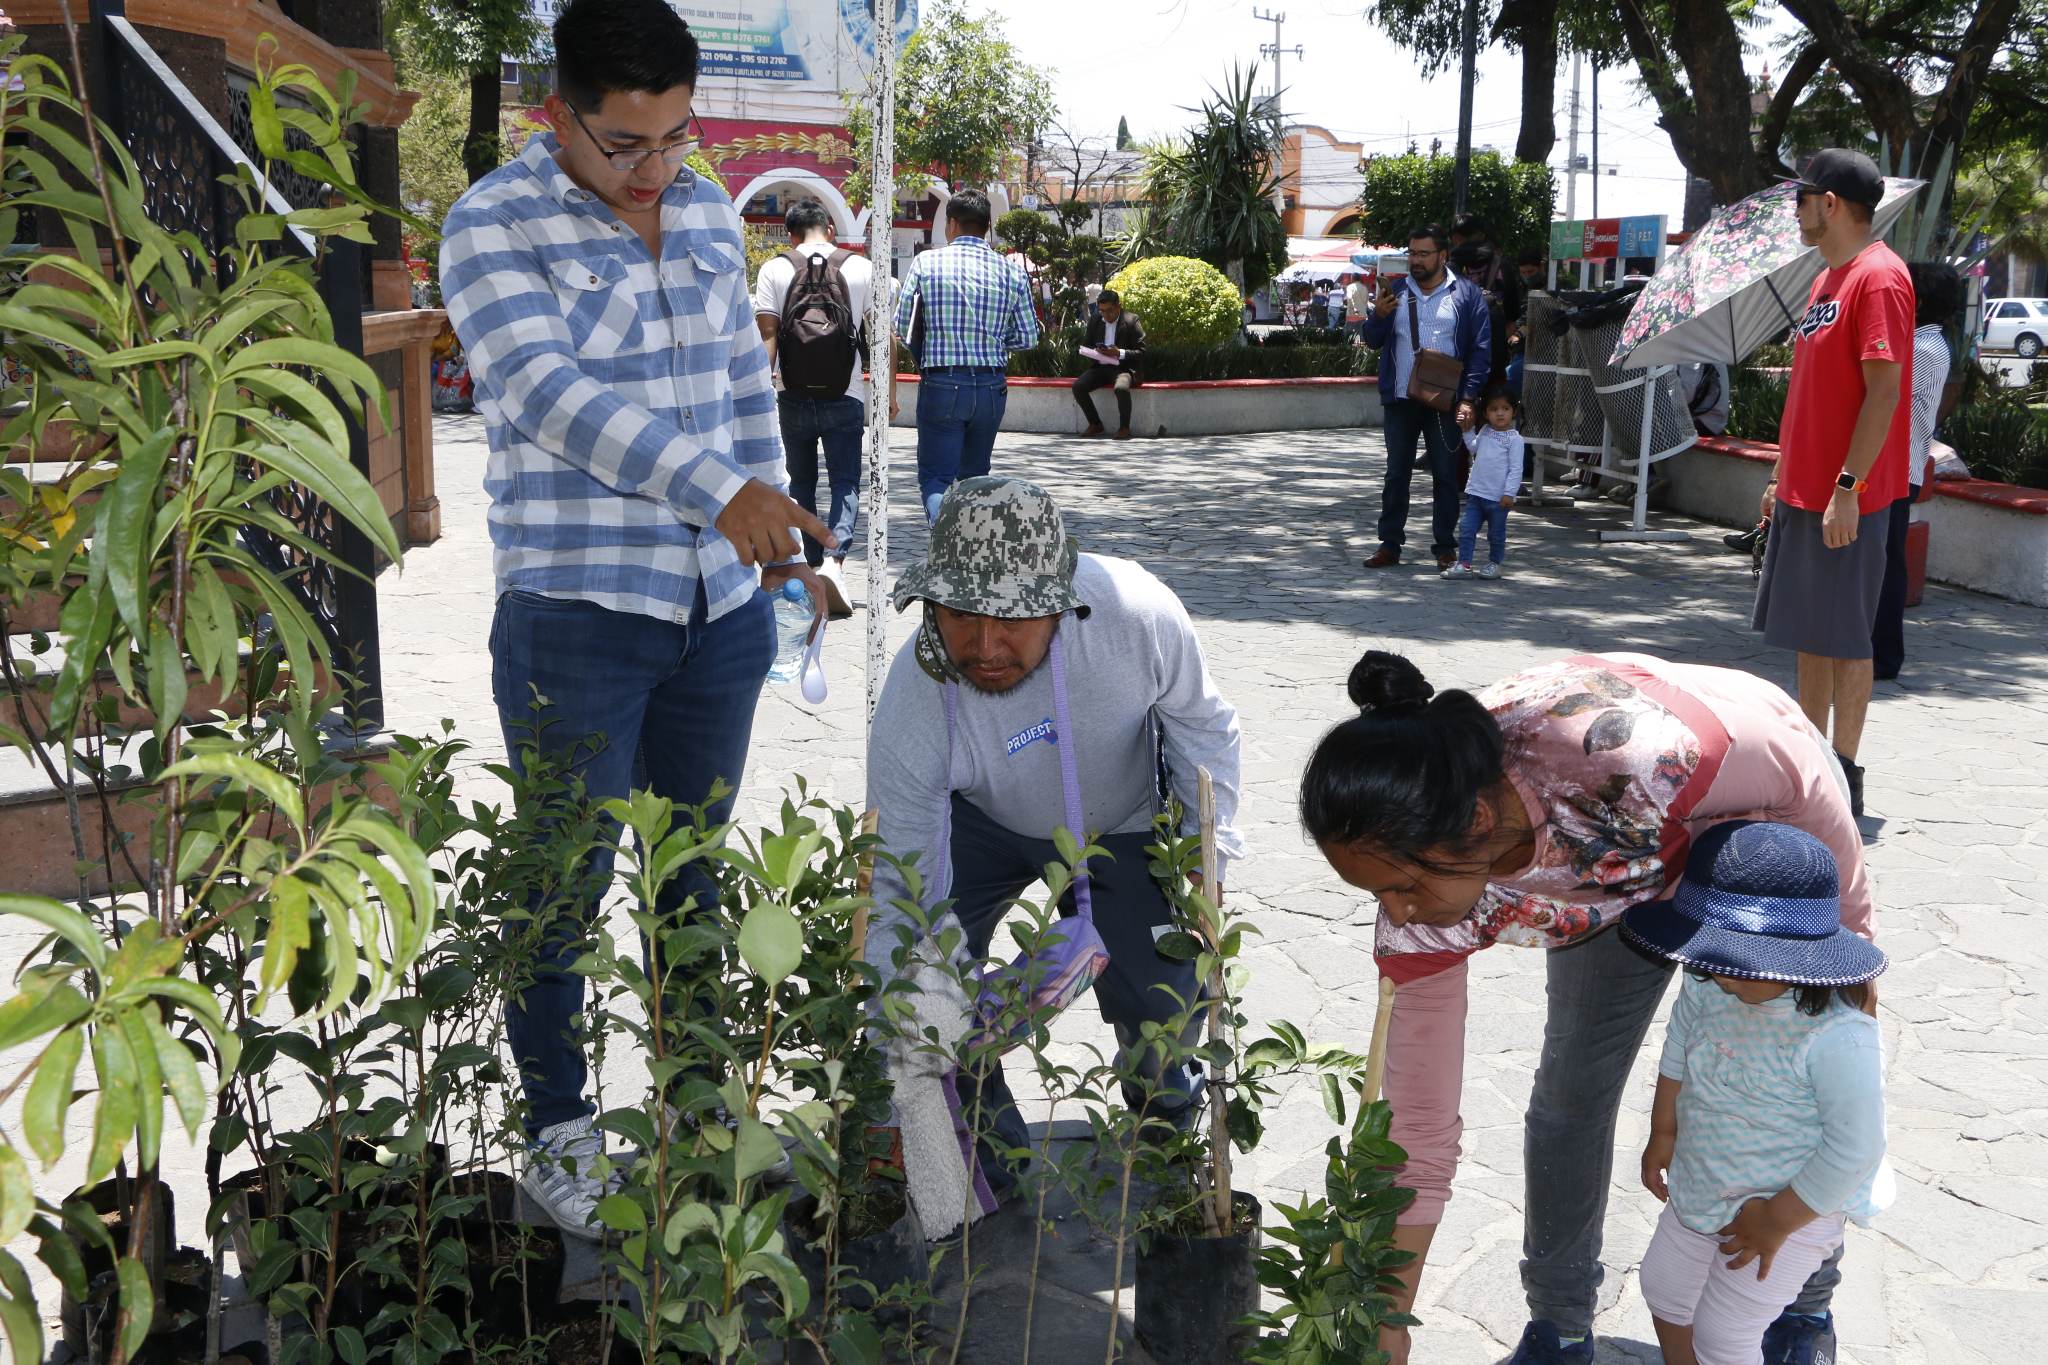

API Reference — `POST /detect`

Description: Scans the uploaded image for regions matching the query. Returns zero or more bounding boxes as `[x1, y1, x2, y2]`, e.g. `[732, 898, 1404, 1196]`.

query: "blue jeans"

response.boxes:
[946, 796, 1201, 1192]
[490, 584, 777, 1134]
[1523, 925, 1841, 1334]
[915, 368, 1007, 521]
[1506, 348, 1525, 399]
[778, 393, 863, 566]
[1456, 493, 1510, 566]
[1376, 396, 1465, 557]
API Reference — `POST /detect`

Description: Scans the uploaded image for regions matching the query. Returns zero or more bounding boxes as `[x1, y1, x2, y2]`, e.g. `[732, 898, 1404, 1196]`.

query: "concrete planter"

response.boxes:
[1664, 436, 2048, 607]
[891, 375, 1383, 437]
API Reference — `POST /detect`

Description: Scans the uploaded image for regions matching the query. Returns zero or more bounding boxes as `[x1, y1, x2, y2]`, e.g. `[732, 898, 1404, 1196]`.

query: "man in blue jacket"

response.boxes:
[1359, 223, 1494, 570]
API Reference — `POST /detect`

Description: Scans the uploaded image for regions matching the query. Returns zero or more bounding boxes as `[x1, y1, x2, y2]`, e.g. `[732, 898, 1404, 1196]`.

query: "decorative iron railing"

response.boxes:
[94, 0, 385, 728]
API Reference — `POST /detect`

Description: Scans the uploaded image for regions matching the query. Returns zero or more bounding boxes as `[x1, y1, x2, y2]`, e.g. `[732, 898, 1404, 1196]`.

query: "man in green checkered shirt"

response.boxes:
[896, 190, 1040, 521]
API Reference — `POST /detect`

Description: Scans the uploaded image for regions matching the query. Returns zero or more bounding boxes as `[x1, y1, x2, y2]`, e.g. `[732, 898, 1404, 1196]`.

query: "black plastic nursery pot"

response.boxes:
[1133, 1192, 1264, 1365]
[446, 1171, 569, 1336]
[784, 1186, 926, 1318]
[60, 1246, 213, 1365]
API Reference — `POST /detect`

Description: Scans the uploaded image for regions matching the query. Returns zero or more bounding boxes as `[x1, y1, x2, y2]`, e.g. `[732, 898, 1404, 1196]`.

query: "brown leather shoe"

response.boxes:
[1436, 552, 1456, 571]
[1081, 423, 1106, 438]
[1363, 546, 1400, 568]
[1113, 427, 1132, 440]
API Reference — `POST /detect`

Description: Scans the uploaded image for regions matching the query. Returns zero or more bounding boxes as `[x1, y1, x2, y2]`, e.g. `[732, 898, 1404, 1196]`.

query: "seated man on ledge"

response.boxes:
[1072, 288, 1146, 439]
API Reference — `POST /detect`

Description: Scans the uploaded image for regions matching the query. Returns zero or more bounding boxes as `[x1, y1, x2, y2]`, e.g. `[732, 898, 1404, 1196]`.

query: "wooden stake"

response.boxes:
[1198, 767, 1233, 1236]
[851, 807, 880, 963]
[1362, 974, 1396, 1106]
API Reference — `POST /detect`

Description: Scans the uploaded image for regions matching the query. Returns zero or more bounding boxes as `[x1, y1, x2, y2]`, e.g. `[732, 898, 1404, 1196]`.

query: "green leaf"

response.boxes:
[662, 1201, 718, 1255]
[148, 1013, 209, 1140]
[0, 1250, 46, 1365]
[235, 367, 350, 458]
[257, 876, 312, 1010]
[1321, 1071, 1344, 1125]
[593, 1193, 646, 1234]
[224, 337, 390, 429]
[737, 899, 803, 987]
[115, 1256, 154, 1361]
[96, 426, 175, 641]
[146, 623, 188, 742]
[160, 751, 305, 836]
[117, 1008, 166, 1171]
[0, 978, 91, 1053]
[238, 437, 402, 572]
[98, 339, 211, 370]
[733, 1115, 786, 1183]
[0, 1150, 31, 1244]
[0, 895, 108, 971]
[85, 1024, 139, 1185]
[22, 1025, 84, 1168]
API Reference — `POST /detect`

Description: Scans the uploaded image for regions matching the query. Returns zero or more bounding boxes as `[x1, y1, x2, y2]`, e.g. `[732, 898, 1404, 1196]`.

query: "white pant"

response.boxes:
[1640, 1202, 1846, 1365]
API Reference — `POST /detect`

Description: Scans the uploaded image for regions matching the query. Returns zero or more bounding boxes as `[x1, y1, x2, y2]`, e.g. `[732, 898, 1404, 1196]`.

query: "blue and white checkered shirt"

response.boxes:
[895, 235, 1040, 369]
[440, 134, 788, 624]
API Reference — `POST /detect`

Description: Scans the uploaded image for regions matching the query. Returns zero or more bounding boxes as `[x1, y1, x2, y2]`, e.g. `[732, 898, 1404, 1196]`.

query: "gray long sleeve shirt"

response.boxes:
[865, 554, 1244, 957]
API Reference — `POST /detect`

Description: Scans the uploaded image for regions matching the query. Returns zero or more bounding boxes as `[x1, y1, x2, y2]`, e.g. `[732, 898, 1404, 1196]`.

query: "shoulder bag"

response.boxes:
[1406, 288, 1465, 413]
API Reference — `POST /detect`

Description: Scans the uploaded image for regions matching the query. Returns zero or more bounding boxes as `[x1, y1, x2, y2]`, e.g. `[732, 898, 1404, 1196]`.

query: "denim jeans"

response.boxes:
[1377, 396, 1465, 557]
[490, 584, 776, 1134]
[915, 368, 1008, 521]
[1522, 924, 1842, 1335]
[1870, 487, 1918, 679]
[777, 393, 864, 566]
[945, 796, 1201, 1192]
[1456, 493, 1510, 566]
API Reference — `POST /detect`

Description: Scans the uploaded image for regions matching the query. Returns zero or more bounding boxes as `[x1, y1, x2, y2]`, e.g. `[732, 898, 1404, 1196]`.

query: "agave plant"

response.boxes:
[1130, 65, 1290, 295]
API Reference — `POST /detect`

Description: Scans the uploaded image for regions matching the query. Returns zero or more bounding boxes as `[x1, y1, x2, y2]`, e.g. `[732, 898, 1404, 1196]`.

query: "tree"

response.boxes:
[386, 0, 548, 185]
[1607, 0, 2028, 207]
[1125, 67, 1289, 296]
[1365, 0, 1623, 165]
[996, 204, 1111, 333]
[1029, 121, 1134, 237]
[1359, 151, 1555, 260]
[1117, 115, 1134, 150]
[842, 0, 1056, 206]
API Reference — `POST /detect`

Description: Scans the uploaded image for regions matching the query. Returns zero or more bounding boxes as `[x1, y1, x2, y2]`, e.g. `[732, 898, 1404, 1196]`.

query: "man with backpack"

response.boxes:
[753, 200, 893, 617]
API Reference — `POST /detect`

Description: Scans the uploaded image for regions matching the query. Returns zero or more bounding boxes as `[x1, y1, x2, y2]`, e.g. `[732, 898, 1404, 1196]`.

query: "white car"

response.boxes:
[1982, 297, 2048, 357]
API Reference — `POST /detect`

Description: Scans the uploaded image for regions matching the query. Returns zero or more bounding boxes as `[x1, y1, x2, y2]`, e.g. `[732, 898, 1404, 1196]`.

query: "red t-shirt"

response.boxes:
[1777, 241, 1914, 515]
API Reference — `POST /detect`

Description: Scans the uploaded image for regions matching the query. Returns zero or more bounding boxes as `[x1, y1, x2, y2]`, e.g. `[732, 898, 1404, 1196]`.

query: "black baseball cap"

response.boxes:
[1785, 148, 1883, 210]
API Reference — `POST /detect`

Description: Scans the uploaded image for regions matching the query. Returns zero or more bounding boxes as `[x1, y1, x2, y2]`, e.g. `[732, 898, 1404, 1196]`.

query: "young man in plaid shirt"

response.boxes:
[439, 0, 829, 1237]
[896, 189, 1040, 521]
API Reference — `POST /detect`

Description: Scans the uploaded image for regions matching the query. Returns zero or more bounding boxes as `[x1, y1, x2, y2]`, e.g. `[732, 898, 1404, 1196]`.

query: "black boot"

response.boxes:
[1724, 522, 1765, 554]
[1835, 751, 1865, 818]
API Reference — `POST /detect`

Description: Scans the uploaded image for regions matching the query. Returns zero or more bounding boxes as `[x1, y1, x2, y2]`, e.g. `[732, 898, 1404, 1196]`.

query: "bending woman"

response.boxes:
[1300, 650, 1875, 1365]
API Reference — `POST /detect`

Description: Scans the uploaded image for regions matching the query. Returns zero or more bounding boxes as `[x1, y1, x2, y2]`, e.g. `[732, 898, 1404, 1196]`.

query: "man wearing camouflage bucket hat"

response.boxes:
[867, 476, 1245, 1198]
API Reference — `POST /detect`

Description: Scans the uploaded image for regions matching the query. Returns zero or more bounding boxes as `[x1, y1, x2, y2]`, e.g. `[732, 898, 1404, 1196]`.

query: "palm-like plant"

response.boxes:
[1128, 67, 1289, 295]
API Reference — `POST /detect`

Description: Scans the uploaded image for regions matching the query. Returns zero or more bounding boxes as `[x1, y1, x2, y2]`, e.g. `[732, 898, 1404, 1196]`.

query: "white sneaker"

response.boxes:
[1478, 561, 1502, 580]
[1440, 562, 1478, 580]
[815, 558, 854, 619]
[520, 1116, 620, 1243]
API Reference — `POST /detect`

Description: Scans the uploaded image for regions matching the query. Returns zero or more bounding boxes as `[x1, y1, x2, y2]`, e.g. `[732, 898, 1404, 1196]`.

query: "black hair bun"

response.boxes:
[1347, 651, 1435, 713]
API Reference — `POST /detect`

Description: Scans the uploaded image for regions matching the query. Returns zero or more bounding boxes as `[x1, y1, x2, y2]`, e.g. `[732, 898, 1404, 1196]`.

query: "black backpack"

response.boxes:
[777, 248, 861, 398]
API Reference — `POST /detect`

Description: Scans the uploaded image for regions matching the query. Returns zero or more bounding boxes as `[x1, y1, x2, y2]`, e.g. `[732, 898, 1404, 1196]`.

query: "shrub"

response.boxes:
[1004, 332, 1374, 381]
[1946, 400, 2048, 490]
[1728, 367, 1790, 444]
[1107, 255, 1243, 347]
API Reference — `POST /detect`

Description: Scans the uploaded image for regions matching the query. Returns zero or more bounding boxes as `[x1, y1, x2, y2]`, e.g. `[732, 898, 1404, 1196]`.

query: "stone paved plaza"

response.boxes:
[19, 415, 2044, 1360]
[373, 415, 2048, 1363]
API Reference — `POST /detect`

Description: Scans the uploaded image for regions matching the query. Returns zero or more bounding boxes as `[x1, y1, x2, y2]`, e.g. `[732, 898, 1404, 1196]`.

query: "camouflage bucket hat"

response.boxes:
[892, 477, 1089, 621]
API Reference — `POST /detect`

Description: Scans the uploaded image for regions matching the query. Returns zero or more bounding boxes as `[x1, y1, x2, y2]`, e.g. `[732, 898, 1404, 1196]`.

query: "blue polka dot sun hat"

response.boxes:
[1621, 820, 1887, 987]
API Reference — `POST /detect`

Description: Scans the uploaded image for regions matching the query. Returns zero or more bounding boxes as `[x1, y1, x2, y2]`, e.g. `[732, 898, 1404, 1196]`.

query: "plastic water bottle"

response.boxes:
[766, 580, 815, 684]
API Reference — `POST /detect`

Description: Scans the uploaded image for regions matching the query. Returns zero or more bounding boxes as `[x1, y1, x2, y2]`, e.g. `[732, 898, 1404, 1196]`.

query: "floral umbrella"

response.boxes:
[1612, 178, 1924, 369]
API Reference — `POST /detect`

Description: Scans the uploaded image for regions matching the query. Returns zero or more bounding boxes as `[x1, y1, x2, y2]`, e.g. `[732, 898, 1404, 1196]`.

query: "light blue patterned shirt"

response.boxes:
[1659, 975, 1894, 1234]
[440, 134, 788, 624]
[895, 235, 1039, 369]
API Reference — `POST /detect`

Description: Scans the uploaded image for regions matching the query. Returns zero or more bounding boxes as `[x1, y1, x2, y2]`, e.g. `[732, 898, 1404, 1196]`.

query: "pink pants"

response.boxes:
[1639, 1202, 1846, 1365]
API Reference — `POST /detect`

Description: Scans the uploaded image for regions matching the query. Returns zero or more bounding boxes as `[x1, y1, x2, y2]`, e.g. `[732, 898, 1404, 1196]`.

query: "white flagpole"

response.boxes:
[862, 0, 897, 738]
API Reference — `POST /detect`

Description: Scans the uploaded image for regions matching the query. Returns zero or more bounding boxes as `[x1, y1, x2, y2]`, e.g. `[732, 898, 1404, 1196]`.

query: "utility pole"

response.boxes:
[1590, 60, 1600, 219]
[1252, 8, 1301, 108]
[1564, 52, 1581, 220]
[1452, 0, 1479, 216]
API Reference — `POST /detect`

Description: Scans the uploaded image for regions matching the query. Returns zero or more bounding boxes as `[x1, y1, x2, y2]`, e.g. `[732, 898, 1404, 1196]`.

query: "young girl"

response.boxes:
[1443, 385, 1523, 581]
[1622, 820, 1891, 1365]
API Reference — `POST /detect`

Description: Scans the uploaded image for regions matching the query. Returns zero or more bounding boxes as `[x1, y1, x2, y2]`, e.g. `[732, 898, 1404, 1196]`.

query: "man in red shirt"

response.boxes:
[1753, 148, 1912, 819]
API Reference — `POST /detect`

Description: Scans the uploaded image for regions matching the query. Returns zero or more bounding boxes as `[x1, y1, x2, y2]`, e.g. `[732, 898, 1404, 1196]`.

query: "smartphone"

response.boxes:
[1378, 252, 1411, 280]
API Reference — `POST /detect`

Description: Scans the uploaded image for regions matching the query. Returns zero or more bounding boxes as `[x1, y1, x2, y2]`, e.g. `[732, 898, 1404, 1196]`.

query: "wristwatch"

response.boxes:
[1836, 471, 1868, 493]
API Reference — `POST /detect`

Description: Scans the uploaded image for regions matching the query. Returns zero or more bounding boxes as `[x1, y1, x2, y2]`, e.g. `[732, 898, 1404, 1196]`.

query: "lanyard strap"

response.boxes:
[937, 630, 1091, 920]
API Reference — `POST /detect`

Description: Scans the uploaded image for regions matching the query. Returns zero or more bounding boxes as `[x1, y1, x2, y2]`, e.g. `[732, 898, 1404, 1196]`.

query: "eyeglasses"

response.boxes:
[1684, 968, 1716, 983]
[561, 100, 703, 173]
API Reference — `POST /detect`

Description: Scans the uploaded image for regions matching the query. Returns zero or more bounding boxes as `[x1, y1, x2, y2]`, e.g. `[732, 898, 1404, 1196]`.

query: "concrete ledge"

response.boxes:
[1665, 436, 2048, 606]
[890, 374, 1383, 436]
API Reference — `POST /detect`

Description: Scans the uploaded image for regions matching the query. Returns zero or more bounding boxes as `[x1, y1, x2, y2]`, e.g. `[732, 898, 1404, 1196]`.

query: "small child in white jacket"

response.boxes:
[1444, 386, 1524, 580]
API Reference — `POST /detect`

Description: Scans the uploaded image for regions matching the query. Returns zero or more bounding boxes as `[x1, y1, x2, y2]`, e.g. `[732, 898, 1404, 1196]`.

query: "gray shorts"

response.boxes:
[1752, 501, 1891, 659]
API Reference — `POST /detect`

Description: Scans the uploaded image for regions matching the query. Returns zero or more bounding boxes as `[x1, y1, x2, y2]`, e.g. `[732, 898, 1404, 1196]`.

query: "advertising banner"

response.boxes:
[1550, 215, 1666, 262]
[672, 1, 918, 92]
